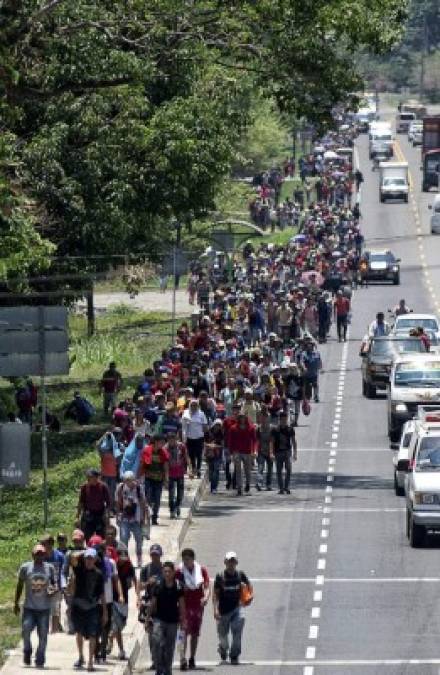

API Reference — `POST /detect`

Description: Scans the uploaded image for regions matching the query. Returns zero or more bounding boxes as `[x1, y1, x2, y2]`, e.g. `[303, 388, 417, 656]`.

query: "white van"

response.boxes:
[429, 195, 440, 234]
[396, 112, 416, 133]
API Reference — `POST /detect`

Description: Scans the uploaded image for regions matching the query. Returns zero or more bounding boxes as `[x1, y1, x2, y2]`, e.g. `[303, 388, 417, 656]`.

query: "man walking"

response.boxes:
[333, 289, 350, 343]
[76, 469, 111, 541]
[139, 434, 170, 526]
[100, 361, 122, 415]
[213, 552, 253, 666]
[115, 470, 148, 568]
[182, 400, 208, 478]
[176, 548, 210, 671]
[271, 412, 298, 495]
[70, 547, 106, 672]
[148, 561, 186, 675]
[139, 544, 164, 672]
[301, 341, 323, 403]
[14, 544, 57, 668]
[228, 412, 256, 496]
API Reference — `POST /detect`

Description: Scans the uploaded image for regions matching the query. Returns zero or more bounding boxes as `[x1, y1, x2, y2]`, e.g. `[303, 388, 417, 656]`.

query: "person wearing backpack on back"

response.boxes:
[213, 551, 253, 666]
[65, 391, 95, 425]
[115, 471, 148, 569]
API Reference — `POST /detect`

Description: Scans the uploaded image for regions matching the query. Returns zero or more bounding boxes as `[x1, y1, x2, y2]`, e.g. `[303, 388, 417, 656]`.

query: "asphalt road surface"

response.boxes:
[135, 113, 440, 675]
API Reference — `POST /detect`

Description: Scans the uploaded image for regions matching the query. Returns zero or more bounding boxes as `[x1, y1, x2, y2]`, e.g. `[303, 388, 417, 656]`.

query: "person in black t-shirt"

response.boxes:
[213, 552, 252, 665]
[139, 544, 164, 671]
[271, 412, 297, 494]
[70, 548, 106, 672]
[147, 562, 185, 675]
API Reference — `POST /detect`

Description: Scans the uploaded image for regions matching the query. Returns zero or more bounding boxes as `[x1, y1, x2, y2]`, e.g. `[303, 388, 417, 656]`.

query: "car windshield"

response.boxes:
[383, 178, 406, 186]
[370, 254, 393, 263]
[416, 437, 440, 469]
[371, 340, 423, 356]
[394, 361, 440, 386]
[396, 318, 438, 330]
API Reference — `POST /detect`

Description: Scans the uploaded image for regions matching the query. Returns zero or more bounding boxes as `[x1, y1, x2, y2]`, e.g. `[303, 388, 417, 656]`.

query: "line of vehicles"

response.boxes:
[355, 96, 440, 197]
[359, 307, 440, 548]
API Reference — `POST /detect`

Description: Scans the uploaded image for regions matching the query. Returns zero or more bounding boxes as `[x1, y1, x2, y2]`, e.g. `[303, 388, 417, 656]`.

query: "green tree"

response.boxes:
[0, 0, 407, 276]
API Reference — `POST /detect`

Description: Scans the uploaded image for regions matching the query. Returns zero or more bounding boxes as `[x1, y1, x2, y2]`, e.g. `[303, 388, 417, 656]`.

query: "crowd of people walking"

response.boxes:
[14, 120, 365, 674]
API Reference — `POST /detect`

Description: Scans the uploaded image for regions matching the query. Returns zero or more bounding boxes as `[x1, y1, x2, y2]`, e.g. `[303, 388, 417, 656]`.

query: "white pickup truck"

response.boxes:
[404, 410, 440, 547]
[379, 162, 409, 203]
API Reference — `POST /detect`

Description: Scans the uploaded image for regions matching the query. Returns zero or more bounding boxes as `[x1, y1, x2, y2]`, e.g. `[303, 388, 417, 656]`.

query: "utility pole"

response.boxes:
[419, 1, 428, 100]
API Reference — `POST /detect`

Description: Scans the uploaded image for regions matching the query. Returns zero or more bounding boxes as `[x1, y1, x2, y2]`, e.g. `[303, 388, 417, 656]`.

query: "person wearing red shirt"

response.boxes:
[228, 413, 256, 496]
[223, 403, 241, 490]
[333, 290, 350, 342]
[176, 548, 210, 670]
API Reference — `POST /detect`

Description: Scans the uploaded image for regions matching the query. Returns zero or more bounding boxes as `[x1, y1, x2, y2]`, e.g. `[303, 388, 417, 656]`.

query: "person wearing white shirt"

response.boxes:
[182, 400, 208, 478]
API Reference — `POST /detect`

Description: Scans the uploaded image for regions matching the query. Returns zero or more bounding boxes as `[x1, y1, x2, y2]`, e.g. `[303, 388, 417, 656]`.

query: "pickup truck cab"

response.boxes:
[388, 354, 440, 442]
[405, 411, 440, 546]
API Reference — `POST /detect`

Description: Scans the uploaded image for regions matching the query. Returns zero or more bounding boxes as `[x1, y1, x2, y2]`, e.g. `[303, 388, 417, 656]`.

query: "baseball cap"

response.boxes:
[32, 544, 46, 555]
[122, 470, 135, 481]
[150, 544, 163, 556]
[84, 548, 98, 559]
[88, 535, 104, 547]
[72, 529, 84, 541]
[224, 551, 238, 561]
[86, 468, 100, 477]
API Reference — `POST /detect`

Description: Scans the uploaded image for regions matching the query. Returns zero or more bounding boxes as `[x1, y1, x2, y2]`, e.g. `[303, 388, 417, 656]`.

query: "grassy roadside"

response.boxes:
[0, 306, 178, 665]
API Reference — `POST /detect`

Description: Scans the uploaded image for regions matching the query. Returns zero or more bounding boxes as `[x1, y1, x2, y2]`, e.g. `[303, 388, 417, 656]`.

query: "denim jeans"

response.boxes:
[256, 455, 273, 488]
[22, 608, 50, 665]
[144, 479, 163, 520]
[208, 458, 221, 491]
[168, 477, 184, 515]
[151, 620, 178, 675]
[119, 520, 143, 557]
[217, 607, 244, 660]
[275, 450, 292, 490]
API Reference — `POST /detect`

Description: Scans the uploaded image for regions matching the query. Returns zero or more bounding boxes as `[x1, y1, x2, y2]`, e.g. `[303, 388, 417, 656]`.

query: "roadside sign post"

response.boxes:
[0, 306, 69, 526]
[38, 307, 49, 528]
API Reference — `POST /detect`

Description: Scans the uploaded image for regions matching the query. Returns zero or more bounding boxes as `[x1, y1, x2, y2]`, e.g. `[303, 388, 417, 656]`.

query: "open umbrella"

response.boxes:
[291, 234, 307, 243]
[301, 270, 324, 286]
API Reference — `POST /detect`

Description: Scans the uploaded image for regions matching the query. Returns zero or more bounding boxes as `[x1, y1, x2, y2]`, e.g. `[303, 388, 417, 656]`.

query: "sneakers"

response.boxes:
[278, 489, 285, 494]
[231, 656, 240, 665]
[284, 488, 291, 495]
[219, 648, 228, 662]
[256, 484, 262, 491]
[23, 652, 31, 666]
[176, 507, 181, 517]
[266, 485, 273, 491]
[245, 484, 250, 493]
[118, 651, 127, 661]
[74, 656, 85, 669]
[180, 658, 188, 671]
[188, 657, 196, 669]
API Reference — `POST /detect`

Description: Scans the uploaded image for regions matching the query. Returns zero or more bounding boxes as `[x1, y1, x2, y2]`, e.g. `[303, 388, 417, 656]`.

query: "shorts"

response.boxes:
[50, 590, 62, 618]
[71, 606, 101, 639]
[111, 602, 128, 633]
[185, 606, 204, 637]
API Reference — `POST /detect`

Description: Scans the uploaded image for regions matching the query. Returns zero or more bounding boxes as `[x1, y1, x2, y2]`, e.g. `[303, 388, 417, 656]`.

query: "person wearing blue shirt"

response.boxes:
[40, 535, 65, 634]
[301, 341, 323, 403]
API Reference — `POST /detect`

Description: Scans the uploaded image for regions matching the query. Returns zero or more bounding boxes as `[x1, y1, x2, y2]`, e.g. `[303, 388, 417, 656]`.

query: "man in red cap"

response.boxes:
[14, 544, 57, 668]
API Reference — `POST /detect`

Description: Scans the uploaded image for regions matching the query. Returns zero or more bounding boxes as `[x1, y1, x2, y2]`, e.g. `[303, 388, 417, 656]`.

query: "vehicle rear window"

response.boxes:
[397, 318, 438, 330]
[395, 361, 440, 385]
[402, 432, 412, 448]
[371, 340, 422, 356]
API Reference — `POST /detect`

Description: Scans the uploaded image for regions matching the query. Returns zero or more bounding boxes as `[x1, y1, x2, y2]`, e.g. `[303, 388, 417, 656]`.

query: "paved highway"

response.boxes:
[136, 114, 440, 675]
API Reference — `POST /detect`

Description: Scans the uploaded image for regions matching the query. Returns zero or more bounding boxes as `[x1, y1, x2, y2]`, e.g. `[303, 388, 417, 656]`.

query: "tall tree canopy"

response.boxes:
[0, 0, 406, 277]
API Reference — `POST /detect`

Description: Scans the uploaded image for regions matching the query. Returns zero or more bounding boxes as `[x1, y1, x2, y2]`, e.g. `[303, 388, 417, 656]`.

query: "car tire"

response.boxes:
[389, 417, 400, 443]
[366, 382, 376, 398]
[393, 274, 400, 285]
[409, 515, 425, 548]
[394, 472, 404, 497]
[422, 183, 428, 192]
[380, 195, 385, 203]
[403, 196, 408, 203]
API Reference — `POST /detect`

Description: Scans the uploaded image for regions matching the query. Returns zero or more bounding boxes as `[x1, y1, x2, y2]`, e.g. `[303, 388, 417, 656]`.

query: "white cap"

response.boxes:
[225, 551, 238, 561]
